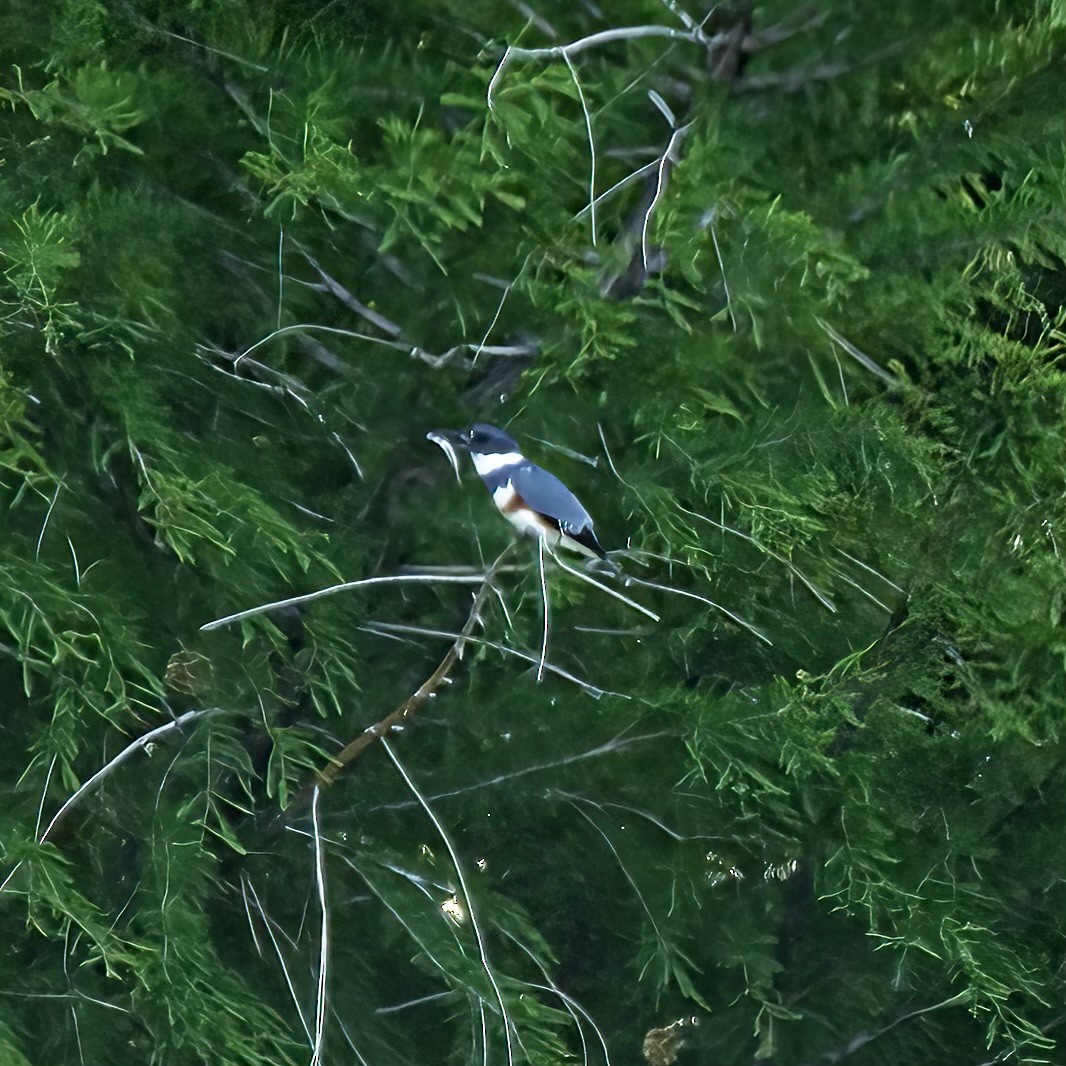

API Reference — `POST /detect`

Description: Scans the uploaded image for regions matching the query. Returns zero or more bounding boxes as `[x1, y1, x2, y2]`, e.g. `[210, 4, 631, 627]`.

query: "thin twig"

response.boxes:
[35, 480, 64, 562]
[399, 563, 526, 576]
[367, 729, 671, 813]
[229, 322, 469, 372]
[233, 322, 404, 368]
[200, 572, 500, 632]
[657, 0, 713, 47]
[66, 535, 82, 588]
[132, 16, 270, 71]
[500, 928, 611, 1066]
[310, 786, 329, 1066]
[330, 430, 364, 480]
[563, 52, 597, 246]
[745, 6, 827, 50]
[567, 799, 662, 940]
[549, 550, 660, 622]
[596, 422, 656, 521]
[536, 538, 550, 682]
[332, 1007, 373, 1066]
[1, 863, 25, 899]
[816, 317, 900, 386]
[641, 122, 692, 272]
[736, 44, 903, 94]
[34, 753, 58, 843]
[359, 621, 625, 699]
[488, 24, 713, 107]
[375, 990, 457, 1015]
[380, 738, 515, 1066]
[833, 569, 891, 614]
[38, 710, 213, 845]
[575, 159, 659, 219]
[706, 211, 737, 332]
[298, 248, 403, 337]
[276, 225, 285, 331]
[834, 547, 905, 593]
[473, 252, 534, 364]
[240, 877, 265, 959]
[622, 572, 772, 646]
[506, 0, 557, 37]
[340, 860, 456, 987]
[244, 875, 314, 1043]
[674, 502, 837, 613]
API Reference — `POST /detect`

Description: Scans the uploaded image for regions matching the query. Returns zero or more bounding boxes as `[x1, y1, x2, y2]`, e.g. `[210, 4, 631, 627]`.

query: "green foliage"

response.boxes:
[0, 201, 81, 352]
[0, 62, 145, 158]
[2, 0, 1066, 1063]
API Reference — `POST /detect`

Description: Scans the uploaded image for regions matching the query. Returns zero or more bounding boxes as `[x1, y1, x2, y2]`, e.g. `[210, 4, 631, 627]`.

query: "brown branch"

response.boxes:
[316, 545, 515, 789]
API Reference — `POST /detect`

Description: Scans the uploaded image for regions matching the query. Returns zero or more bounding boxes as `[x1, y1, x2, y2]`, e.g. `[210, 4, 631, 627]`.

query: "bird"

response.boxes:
[426, 423, 609, 561]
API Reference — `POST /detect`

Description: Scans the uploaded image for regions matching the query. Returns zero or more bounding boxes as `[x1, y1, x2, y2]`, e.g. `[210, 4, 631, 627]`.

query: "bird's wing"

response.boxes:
[509, 461, 596, 536]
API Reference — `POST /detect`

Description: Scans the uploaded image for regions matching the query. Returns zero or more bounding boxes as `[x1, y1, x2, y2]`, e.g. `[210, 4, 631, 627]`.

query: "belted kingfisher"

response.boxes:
[427, 423, 608, 561]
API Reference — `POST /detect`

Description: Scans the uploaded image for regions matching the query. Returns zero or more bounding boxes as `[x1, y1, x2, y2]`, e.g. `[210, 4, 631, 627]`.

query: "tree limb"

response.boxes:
[316, 545, 515, 788]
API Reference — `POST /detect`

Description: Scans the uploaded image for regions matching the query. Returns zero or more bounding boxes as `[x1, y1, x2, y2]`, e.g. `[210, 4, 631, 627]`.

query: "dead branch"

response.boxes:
[200, 571, 502, 632]
[0, 709, 214, 898]
[316, 545, 515, 789]
[489, 25, 712, 109]
[309, 786, 329, 1066]
[296, 247, 404, 338]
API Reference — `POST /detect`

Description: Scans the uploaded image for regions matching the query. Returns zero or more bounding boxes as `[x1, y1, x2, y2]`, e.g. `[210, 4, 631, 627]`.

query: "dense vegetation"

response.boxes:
[2, 1, 1065, 1062]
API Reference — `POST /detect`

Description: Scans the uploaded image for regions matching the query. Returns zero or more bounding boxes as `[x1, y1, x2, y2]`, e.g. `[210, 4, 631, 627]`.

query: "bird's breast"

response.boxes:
[491, 482, 561, 543]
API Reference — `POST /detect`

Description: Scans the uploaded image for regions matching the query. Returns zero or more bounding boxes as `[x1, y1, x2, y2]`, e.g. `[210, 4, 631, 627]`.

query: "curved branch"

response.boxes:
[488, 26, 711, 108]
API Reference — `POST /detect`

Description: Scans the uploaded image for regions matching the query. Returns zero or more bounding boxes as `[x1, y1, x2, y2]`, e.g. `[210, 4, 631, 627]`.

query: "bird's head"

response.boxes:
[426, 423, 520, 479]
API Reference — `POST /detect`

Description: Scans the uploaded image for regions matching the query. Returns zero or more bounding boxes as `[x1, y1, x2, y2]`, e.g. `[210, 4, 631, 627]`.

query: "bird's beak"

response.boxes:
[425, 428, 469, 482]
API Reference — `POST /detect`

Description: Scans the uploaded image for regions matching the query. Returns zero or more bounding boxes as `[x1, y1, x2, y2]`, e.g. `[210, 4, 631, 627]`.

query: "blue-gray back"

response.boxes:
[510, 461, 595, 534]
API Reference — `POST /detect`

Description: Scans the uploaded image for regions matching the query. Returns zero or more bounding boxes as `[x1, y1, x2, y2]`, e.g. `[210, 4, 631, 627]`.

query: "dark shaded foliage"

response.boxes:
[2, 1, 1065, 1063]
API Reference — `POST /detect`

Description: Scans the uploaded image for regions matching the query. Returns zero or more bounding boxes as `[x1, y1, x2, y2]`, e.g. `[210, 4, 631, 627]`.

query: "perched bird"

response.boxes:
[426, 423, 608, 561]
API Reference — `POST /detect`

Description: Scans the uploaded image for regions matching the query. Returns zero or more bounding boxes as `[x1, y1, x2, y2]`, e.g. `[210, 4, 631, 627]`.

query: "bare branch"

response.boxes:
[367, 728, 671, 812]
[656, 0, 714, 48]
[297, 248, 403, 338]
[244, 875, 313, 1043]
[536, 537, 550, 682]
[39, 710, 213, 845]
[641, 121, 692, 272]
[816, 317, 900, 386]
[562, 52, 598, 246]
[380, 738, 515, 1066]
[224, 320, 493, 376]
[310, 786, 329, 1066]
[621, 571, 772, 646]
[200, 572, 501, 632]
[316, 546, 516, 788]
[488, 26, 713, 109]
[548, 549, 660, 622]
